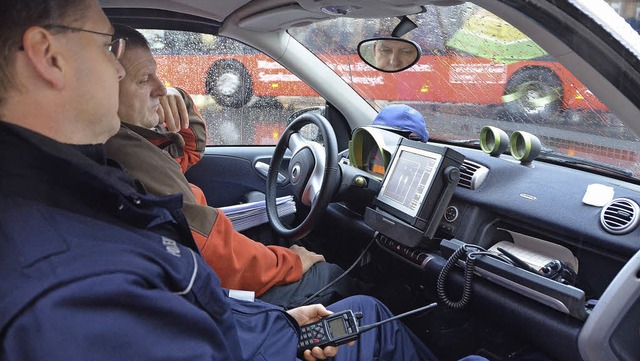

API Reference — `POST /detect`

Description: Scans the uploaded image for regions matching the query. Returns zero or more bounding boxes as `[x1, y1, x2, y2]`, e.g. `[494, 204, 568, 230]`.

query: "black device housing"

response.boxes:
[364, 139, 464, 248]
[297, 310, 360, 356]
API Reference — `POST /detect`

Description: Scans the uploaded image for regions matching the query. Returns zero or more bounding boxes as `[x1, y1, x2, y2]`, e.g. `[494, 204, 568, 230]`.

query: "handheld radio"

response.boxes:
[297, 302, 438, 356]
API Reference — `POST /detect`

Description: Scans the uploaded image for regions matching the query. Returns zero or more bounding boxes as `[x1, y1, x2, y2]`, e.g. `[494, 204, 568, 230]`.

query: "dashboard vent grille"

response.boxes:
[600, 198, 639, 235]
[458, 160, 488, 190]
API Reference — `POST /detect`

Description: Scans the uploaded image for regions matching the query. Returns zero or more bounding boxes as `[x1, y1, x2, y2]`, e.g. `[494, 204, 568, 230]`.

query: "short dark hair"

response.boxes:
[113, 24, 150, 51]
[0, 0, 90, 105]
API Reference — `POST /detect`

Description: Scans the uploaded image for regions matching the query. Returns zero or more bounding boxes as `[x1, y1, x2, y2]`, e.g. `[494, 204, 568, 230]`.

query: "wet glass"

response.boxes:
[290, 2, 640, 179]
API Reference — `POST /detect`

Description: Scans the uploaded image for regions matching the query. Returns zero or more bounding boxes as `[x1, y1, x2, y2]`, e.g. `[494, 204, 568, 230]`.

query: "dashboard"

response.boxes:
[344, 125, 640, 361]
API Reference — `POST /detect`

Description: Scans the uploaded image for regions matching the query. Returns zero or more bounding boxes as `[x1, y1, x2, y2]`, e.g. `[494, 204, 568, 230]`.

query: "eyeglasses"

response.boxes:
[44, 24, 126, 59]
[42, 24, 126, 59]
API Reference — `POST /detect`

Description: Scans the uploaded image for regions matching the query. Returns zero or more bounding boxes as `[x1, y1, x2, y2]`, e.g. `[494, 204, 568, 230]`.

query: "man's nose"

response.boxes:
[151, 77, 167, 97]
[390, 51, 402, 66]
[115, 60, 126, 80]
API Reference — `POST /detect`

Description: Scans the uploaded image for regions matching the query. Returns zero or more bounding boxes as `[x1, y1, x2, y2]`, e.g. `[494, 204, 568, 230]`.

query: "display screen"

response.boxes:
[377, 145, 442, 218]
[327, 317, 348, 338]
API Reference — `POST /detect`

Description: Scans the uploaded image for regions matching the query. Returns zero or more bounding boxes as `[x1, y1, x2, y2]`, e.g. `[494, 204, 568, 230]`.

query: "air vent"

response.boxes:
[458, 160, 488, 190]
[600, 198, 639, 235]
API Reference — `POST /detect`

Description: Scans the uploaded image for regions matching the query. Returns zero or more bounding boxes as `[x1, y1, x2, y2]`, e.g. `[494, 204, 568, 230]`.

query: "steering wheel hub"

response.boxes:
[291, 163, 302, 182]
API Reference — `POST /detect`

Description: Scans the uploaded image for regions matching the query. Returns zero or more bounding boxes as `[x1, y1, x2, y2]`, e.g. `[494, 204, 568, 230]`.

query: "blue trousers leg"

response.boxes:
[326, 295, 439, 361]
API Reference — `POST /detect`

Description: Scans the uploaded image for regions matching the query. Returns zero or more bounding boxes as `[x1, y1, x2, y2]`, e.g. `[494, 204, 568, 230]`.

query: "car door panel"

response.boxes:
[185, 147, 292, 207]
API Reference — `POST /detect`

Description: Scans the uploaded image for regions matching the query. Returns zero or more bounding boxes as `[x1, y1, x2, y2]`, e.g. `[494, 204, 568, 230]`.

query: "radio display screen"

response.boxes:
[376, 145, 442, 218]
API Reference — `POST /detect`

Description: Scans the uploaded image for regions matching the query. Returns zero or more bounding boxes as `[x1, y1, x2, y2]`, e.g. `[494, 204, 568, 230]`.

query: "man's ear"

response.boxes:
[21, 27, 66, 90]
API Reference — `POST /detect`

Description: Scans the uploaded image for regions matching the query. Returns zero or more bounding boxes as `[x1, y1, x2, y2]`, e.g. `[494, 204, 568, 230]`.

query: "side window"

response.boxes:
[139, 30, 322, 145]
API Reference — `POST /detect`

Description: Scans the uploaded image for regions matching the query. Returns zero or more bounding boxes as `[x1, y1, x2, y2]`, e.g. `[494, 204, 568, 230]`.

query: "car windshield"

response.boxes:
[289, 2, 640, 180]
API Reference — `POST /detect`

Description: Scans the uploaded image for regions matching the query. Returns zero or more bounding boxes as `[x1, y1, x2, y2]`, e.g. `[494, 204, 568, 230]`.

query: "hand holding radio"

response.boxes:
[295, 302, 438, 358]
[287, 303, 333, 328]
[297, 310, 361, 359]
[288, 304, 349, 360]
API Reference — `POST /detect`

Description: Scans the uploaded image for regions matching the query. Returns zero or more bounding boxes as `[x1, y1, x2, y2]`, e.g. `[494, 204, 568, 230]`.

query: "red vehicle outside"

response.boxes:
[147, 9, 609, 137]
[322, 53, 608, 121]
[153, 40, 606, 122]
[155, 48, 605, 111]
[155, 53, 319, 108]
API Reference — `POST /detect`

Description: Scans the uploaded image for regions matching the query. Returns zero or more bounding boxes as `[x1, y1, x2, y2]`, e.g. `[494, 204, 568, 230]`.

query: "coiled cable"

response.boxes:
[436, 244, 483, 309]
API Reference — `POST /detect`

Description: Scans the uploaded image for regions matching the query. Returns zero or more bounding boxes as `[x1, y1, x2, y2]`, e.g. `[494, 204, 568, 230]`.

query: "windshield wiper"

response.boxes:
[539, 148, 634, 179]
[445, 139, 481, 147]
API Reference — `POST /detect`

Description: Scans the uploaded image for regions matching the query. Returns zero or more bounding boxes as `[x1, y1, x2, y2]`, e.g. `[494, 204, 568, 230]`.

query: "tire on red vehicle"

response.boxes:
[206, 59, 253, 108]
[502, 66, 563, 123]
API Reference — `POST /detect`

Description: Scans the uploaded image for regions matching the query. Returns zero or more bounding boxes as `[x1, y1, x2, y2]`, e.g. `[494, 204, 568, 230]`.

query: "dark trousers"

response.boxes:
[259, 262, 359, 309]
[324, 295, 489, 361]
[324, 295, 439, 361]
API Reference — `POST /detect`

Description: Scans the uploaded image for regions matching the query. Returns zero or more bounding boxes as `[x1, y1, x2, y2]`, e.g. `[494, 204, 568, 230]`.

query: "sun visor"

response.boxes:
[238, 4, 328, 31]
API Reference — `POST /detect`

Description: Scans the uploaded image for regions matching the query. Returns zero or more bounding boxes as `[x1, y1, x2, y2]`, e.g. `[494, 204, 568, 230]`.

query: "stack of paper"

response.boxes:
[219, 195, 297, 231]
[488, 228, 579, 272]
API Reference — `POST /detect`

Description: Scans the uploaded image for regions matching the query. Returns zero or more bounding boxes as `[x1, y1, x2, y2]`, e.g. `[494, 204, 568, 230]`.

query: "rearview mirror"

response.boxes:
[357, 38, 421, 73]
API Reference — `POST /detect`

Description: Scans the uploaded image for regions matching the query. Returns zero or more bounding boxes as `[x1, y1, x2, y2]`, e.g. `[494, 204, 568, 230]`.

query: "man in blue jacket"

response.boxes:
[0, 1, 489, 360]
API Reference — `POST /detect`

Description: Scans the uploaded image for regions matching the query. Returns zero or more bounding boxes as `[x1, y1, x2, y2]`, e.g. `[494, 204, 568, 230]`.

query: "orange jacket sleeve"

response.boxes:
[188, 205, 303, 296]
[171, 88, 206, 172]
[189, 183, 208, 206]
[185, 183, 302, 296]
[147, 87, 207, 173]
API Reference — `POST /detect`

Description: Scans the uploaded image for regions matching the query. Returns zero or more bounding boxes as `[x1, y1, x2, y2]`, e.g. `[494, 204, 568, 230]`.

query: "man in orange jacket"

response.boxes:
[105, 24, 355, 308]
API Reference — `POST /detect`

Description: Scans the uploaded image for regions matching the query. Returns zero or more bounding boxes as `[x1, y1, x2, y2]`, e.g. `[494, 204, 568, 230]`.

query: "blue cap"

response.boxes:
[372, 104, 429, 142]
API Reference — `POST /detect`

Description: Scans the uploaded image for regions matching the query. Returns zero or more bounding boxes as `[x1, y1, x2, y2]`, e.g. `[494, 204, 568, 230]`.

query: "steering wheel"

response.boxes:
[266, 112, 340, 240]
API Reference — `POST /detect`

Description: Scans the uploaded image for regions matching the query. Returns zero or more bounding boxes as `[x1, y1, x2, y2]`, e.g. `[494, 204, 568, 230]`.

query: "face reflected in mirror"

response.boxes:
[358, 38, 420, 72]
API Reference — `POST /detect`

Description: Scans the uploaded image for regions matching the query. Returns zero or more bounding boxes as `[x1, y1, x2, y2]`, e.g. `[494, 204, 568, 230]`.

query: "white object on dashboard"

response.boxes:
[581, 183, 615, 207]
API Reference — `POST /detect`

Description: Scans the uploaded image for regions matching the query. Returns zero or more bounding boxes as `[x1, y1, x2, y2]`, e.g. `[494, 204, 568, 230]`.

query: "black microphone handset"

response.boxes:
[539, 259, 577, 285]
[497, 247, 577, 285]
[296, 302, 438, 357]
